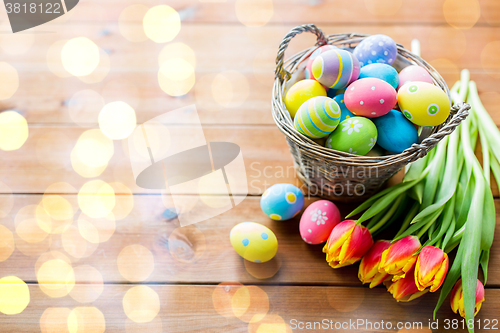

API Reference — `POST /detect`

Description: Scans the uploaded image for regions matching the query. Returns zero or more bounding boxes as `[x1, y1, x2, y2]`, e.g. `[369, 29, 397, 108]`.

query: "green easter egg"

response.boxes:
[325, 117, 378, 156]
[294, 96, 340, 139]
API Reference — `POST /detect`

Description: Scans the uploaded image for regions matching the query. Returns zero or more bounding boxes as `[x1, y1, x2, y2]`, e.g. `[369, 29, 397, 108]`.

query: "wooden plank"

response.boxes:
[0, 284, 498, 333]
[1, 194, 499, 286]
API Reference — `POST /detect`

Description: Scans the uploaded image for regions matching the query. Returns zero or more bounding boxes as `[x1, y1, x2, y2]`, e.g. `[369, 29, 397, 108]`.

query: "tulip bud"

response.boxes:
[414, 246, 449, 292]
[358, 240, 392, 288]
[379, 235, 421, 281]
[323, 220, 373, 268]
[387, 267, 429, 302]
[450, 279, 485, 318]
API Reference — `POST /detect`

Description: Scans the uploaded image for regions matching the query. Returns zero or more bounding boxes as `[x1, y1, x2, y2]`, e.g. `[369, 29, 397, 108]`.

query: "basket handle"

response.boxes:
[275, 24, 327, 81]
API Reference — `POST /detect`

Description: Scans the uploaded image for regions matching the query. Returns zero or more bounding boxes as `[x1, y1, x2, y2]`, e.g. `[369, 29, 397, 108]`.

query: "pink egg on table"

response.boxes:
[397, 65, 434, 90]
[305, 45, 337, 80]
[299, 200, 341, 245]
[344, 78, 397, 118]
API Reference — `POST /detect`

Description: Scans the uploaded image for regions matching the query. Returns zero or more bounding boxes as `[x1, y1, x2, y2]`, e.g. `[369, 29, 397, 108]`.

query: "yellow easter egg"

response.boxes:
[230, 222, 278, 263]
[284, 79, 326, 118]
[397, 81, 451, 127]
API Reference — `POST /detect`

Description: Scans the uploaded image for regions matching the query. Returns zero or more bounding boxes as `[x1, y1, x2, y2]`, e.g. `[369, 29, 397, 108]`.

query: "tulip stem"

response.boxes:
[395, 201, 419, 238]
[368, 195, 402, 235]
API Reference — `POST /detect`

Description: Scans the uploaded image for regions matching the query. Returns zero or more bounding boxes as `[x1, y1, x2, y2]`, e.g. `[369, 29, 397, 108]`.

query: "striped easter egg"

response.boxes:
[294, 96, 341, 139]
[311, 49, 360, 90]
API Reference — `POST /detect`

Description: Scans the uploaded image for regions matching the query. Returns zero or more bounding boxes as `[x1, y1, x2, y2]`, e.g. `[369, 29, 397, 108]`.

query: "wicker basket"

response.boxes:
[272, 24, 470, 202]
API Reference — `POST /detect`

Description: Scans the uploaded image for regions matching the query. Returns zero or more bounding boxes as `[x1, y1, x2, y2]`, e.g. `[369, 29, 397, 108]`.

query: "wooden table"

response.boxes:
[0, 0, 499, 332]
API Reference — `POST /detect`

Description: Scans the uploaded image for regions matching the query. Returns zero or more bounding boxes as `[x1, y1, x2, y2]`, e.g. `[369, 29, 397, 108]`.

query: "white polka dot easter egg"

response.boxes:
[260, 183, 304, 221]
[325, 117, 378, 156]
[305, 45, 338, 80]
[284, 79, 327, 118]
[299, 200, 341, 245]
[230, 222, 278, 263]
[344, 78, 397, 118]
[359, 63, 399, 89]
[333, 94, 355, 122]
[372, 109, 419, 153]
[353, 34, 397, 67]
[311, 49, 360, 89]
[397, 81, 451, 127]
[294, 96, 341, 139]
[397, 65, 434, 90]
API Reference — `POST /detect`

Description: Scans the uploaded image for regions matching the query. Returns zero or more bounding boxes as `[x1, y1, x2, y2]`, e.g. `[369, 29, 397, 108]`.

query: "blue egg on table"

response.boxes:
[359, 63, 399, 89]
[260, 183, 304, 221]
[372, 109, 418, 153]
[333, 94, 355, 122]
[353, 34, 398, 67]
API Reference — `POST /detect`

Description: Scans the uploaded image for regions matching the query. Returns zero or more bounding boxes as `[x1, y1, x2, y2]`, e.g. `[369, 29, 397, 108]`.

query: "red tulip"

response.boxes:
[323, 220, 373, 268]
[387, 267, 429, 302]
[358, 240, 392, 288]
[414, 246, 449, 292]
[379, 235, 421, 281]
[450, 279, 485, 318]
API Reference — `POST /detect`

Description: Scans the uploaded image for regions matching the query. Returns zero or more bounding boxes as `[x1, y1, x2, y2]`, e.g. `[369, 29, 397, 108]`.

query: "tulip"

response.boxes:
[358, 240, 392, 288]
[323, 220, 373, 268]
[414, 246, 449, 292]
[379, 235, 421, 281]
[450, 279, 485, 318]
[387, 267, 429, 302]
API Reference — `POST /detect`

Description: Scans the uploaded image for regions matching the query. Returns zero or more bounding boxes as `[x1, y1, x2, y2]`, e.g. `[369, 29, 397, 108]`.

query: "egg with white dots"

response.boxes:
[325, 116, 378, 156]
[353, 34, 397, 67]
[397, 81, 451, 127]
[260, 183, 304, 221]
[230, 222, 278, 263]
[300, 200, 341, 245]
[344, 78, 397, 118]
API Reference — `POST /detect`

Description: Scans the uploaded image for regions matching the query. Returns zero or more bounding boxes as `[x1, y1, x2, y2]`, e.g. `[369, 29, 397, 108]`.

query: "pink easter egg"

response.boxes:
[344, 78, 397, 118]
[305, 45, 337, 80]
[299, 200, 341, 245]
[397, 65, 434, 90]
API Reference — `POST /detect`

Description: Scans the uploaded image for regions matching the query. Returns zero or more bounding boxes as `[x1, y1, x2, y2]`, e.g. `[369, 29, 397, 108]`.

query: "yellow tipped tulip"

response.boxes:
[414, 246, 449, 292]
[450, 279, 485, 318]
[387, 267, 428, 302]
[379, 235, 421, 281]
[358, 240, 392, 288]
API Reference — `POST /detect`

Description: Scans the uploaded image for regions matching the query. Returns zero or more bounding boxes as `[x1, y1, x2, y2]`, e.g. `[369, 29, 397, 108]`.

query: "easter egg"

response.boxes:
[397, 82, 451, 127]
[326, 117, 377, 155]
[353, 34, 397, 67]
[311, 49, 360, 89]
[261, 183, 304, 221]
[230, 222, 278, 263]
[305, 45, 338, 80]
[397, 65, 434, 90]
[359, 63, 399, 89]
[372, 110, 419, 153]
[299, 200, 341, 245]
[333, 94, 355, 122]
[294, 96, 341, 139]
[327, 88, 346, 98]
[284, 79, 327, 118]
[344, 78, 397, 118]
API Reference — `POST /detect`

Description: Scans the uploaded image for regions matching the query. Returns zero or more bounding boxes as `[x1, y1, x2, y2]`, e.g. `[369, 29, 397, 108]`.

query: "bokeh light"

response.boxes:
[37, 259, 75, 298]
[123, 286, 160, 323]
[77, 48, 110, 84]
[0, 111, 28, 151]
[35, 251, 71, 273]
[326, 287, 365, 312]
[67, 307, 106, 333]
[101, 79, 140, 110]
[211, 71, 250, 108]
[0, 63, 19, 100]
[15, 205, 49, 244]
[69, 265, 104, 303]
[158, 58, 195, 96]
[119, 4, 150, 42]
[14, 233, 51, 257]
[143, 5, 181, 43]
[61, 37, 100, 77]
[73, 129, 114, 169]
[235, 0, 274, 27]
[481, 41, 500, 78]
[248, 314, 292, 333]
[213, 282, 244, 318]
[78, 180, 116, 218]
[0, 225, 15, 262]
[168, 226, 206, 263]
[71, 149, 108, 178]
[158, 43, 196, 68]
[364, 0, 402, 16]
[231, 286, 269, 323]
[36, 132, 73, 170]
[0, 181, 14, 218]
[61, 225, 98, 259]
[38, 194, 74, 233]
[67, 90, 105, 127]
[40, 307, 72, 333]
[443, 0, 481, 29]
[99, 101, 137, 140]
[77, 213, 116, 244]
[125, 317, 163, 333]
[0, 276, 30, 315]
[108, 182, 134, 220]
[117, 244, 155, 282]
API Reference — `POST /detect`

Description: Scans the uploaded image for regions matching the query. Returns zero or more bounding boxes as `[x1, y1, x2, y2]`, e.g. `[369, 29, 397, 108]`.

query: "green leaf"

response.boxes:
[442, 216, 456, 251]
[408, 181, 424, 204]
[425, 194, 455, 248]
[481, 184, 495, 251]
[395, 205, 443, 241]
[480, 250, 490, 285]
[421, 136, 448, 210]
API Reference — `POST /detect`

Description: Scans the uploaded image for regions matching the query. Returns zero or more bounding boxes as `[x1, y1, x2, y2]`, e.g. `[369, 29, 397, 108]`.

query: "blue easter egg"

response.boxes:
[372, 109, 418, 153]
[333, 94, 355, 122]
[359, 63, 399, 89]
[260, 183, 304, 221]
[353, 34, 397, 67]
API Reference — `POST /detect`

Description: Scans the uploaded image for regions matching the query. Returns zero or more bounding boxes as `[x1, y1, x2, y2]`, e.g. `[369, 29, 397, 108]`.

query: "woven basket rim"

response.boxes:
[272, 25, 470, 168]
